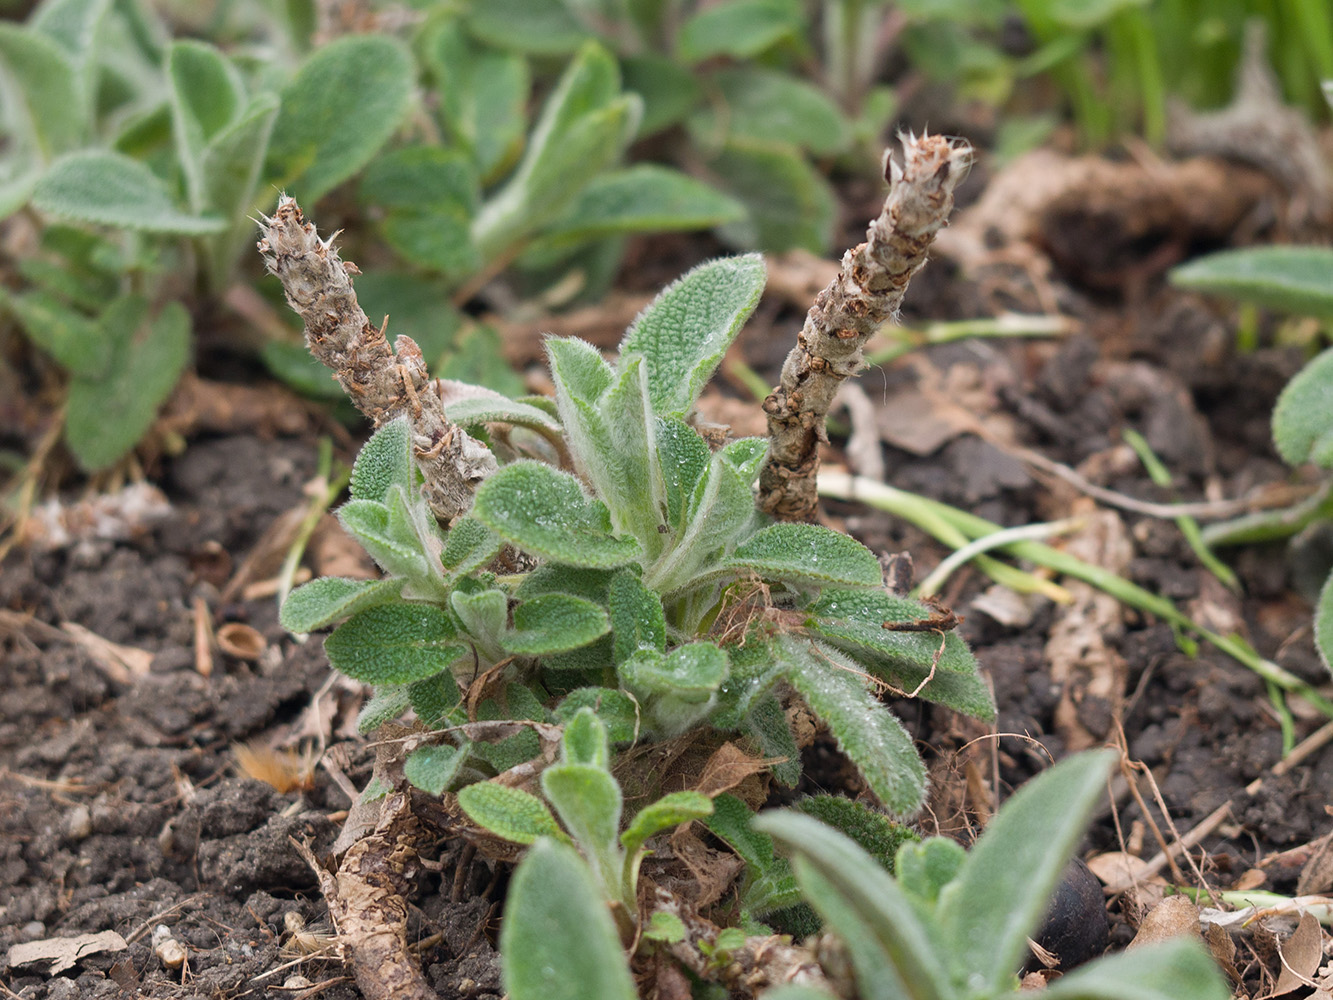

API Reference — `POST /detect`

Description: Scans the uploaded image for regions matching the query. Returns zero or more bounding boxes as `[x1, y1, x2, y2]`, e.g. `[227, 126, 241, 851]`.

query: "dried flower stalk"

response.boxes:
[257, 197, 494, 524]
[758, 133, 972, 522]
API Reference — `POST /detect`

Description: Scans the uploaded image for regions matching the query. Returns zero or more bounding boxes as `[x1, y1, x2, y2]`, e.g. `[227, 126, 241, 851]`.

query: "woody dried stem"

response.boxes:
[257, 197, 495, 524]
[758, 133, 973, 523]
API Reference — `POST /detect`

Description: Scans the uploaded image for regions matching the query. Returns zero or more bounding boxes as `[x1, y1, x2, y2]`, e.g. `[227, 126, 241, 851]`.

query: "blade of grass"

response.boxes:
[915, 517, 1084, 598]
[277, 438, 352, 619]
[1122, 429, 1239, 591]
[820, 470, 1333, 722]
[864, 313, 1072, 368]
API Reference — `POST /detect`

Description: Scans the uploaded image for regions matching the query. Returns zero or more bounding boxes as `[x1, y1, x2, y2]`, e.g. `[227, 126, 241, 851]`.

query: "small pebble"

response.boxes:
[65, 804, 92, 841]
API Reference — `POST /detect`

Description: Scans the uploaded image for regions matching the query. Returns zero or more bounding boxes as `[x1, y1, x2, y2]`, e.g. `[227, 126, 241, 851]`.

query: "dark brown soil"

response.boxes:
[4, 159, 1332, 998]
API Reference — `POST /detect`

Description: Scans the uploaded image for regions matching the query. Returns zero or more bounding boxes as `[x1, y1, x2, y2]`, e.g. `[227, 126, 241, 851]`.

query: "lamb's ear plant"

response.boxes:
[457, 708, 713, 933]
[757, 750, 1231, 1000]
[1170, 244, 1333, 675]
[263, 132, 981, 995]
[272, 135, 993, 820]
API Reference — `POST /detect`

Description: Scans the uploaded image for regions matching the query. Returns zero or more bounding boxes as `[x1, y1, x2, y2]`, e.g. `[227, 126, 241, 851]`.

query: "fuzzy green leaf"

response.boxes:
[937, 750, 1116, 994]
[561, 707, 610, 769]
[404, 743, 468, 796]
[677, 0, 804, 62]
[620, 254, 765, 418]
[1039, 938, 1230, 1000]
[597, 355, 659, 541]
[473, 461, 641, 569]
[265, 35, 414, 205]
[280, 576, 406, 633]
[445, 394, 563, 433]
[499, 839, 637, 1000]
[709, 140, 836, 253]
[621, 643, 728, 700]
[198, 94, 280, 288]
[553, 688, 640, 746]
[350, 418, 413, 503]
[622, 791, 713, 856]
[408, 672, 460, 728]
[28, 0, 107, 117]
[806, 592, 995, 720]
[515, 564, 619, 603]
[33, 151, 224, 234]
[473, 42, 640, 258]
[540, 762, 624, 892]
[359, 146, 480, 277]
[451, 588, 508, 649]
[538, 165, 745, 247]
[742, 692, 801, 787]
[705, 793, 776, 871]
[0, 287, 107, 377]
[547, 335, 615, 404]
[504, 593, 611, 656]
[609, 571, 666, 666]
[777, 636, 926, 819]
[1273, 346, 1333, 468]
[1171, 246, 1333, 318]
[65, 297, 190, 471]
[324, 603, 468, 685]
[690, 68, 849, 156]
[337, 497, 429, 580]
[422, 24, 529, 180]
[646, 451, 759, 593]
[621, 54, 702, 137]
[1316, 571, 1333, 678]
[719, 436, 769, 480]
[0, 24, 85, 156]
[757, 810, 948, 1000]
[357, 686, 409, 733]
[643, 910, 688, 943]
[465, 0, 591, 55]
[706, 631, 788, 730]
[167, 39, 243, 213]
[655, 418, 711, 532]
[895, 837, 965, 904]
[440, 517, 503, 577]
[721, 523, 883, 588]
[796, 797, 916, 874]
[470, 685, 547, 773]
[458, 782, 565, 845]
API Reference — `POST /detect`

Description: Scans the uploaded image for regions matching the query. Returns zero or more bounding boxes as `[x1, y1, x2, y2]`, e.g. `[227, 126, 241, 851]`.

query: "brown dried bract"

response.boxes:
[758, 134, 972, 523]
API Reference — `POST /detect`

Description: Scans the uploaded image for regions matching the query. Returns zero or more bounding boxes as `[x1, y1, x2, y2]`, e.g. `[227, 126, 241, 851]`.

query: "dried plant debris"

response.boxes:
[1167, 20, 1332, 224]
[759, 132, 972, 522]
[258, 197, 495, 524]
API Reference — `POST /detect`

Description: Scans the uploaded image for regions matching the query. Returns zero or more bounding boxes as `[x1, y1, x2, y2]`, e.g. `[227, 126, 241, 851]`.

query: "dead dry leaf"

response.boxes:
[7, 930, 127, 975]
[693, 742, 777, 801]
[1043, 505, 1131, 751]
[1269, 910, 1324, 997]
[1128, 895, 1203, 950]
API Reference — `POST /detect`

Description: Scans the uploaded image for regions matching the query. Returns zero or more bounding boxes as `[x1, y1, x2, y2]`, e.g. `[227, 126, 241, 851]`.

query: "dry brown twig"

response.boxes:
[758, 132, 973, 522]
[257, 197, 495, 525]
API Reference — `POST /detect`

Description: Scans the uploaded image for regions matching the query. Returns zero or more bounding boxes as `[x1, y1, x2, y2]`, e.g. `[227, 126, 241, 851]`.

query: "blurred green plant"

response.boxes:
[440, 0, 882, 255]
[756, 750, 1230, 1000]
[0, 0, 743, 471]
[495, 749, 1231, 1000]
[896, 0, 1330, 148]
[1170, 244, 1333, 677]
